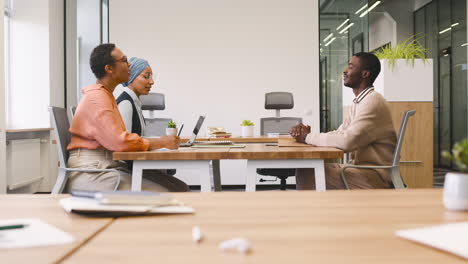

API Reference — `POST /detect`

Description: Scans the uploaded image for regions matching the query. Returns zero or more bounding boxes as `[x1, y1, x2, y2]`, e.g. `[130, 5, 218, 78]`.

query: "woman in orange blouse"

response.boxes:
[66, 43, 182, 192]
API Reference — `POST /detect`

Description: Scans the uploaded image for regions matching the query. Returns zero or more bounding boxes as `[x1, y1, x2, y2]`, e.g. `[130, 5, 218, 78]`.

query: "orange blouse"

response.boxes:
[67, 84, 150, 152]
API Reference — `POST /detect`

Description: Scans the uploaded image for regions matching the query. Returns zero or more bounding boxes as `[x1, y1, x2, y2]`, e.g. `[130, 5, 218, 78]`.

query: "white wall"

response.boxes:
[369, 12, 397, 51]
[0, 0, 6, 193]
[65, 0, 78, 108]
[110, 0, 320, 136]
[77, 0, 101, 100]
[368, 1, 415, 52]
[47, 0, 64, 192]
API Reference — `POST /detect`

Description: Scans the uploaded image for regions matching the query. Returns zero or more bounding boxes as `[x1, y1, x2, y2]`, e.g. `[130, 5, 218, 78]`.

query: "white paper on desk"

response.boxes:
[396, 221, 468, 259]
[0, 218, 75, 248]
[153, 148, 170, 151]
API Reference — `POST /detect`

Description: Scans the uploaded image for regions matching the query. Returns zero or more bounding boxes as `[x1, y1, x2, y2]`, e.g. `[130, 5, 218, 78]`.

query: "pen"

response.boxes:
[178, 124, 184, 137]
[0, 224, 28, 231]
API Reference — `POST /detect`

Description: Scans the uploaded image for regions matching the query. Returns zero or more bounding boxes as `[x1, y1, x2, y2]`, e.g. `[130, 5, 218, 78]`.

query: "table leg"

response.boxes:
[314, 159, 326, 191]
[200, 162, 212, 192]
[245, 162, 257, 192]
[212, 160, 222, 191]
[131, 162, 143, 191]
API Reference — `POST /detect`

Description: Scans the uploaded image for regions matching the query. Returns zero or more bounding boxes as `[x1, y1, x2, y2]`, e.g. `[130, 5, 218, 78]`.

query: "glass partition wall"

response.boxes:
[319, 0, 369, 132]
[321, 0, 468, 174]
[414, 0, 467, 169]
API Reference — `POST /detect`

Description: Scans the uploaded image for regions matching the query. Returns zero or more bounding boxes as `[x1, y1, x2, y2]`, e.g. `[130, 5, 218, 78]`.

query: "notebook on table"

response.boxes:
[191, 144, 245, 148]
[194, 140, 233, 145]
[61, 190, 195, 216]
[396, 222, 468, 259]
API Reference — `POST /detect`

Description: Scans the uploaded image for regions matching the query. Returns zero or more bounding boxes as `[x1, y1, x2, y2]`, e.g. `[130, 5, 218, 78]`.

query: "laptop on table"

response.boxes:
[180, 115, 206, 147]
[179, 115, 233, 147]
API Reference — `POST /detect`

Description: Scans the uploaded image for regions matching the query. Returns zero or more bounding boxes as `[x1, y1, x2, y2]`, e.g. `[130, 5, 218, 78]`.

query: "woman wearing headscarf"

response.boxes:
[116, 57, 189, 192]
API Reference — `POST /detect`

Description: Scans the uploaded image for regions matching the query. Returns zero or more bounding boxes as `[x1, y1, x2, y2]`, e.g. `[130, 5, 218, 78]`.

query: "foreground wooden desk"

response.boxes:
[63, 189, 468, 264]
[1, 195, 113, 264]
[113, 144, 343, 192]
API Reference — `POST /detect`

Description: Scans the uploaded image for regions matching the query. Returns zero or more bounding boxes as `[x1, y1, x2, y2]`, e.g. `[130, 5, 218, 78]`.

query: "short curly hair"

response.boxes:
[353, 52, 381, 84]
[90, 43, 116, 79]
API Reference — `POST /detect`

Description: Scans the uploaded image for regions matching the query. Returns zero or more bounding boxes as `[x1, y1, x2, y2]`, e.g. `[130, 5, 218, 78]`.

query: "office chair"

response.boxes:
[69, 106, 77, 120]
[139, 93, 177, 176]
[49, 106, 122, 194]
[140, 93, 172, 137]
[341, 110, 416, 190]
[257, 92, 302, 190]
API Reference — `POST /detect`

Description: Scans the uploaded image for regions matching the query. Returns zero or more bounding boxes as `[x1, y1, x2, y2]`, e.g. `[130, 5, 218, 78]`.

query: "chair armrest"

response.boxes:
[340, 164, 398, 189]
[342, 164, 397, 170]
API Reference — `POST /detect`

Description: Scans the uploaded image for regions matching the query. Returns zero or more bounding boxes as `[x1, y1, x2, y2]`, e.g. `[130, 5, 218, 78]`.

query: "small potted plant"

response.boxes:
[240, 120, 254, 137]
[166, 120, 177, 136]
[441, 139, 468, 211]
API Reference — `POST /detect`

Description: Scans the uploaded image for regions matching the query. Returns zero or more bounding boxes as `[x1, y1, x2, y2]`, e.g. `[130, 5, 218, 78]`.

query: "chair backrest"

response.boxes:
[260, 117, 302, 135]
[392, 110, 416, 166]
[70, 106, 77, 119]
[141, 93, 165, 111]
[49, 106, 71, 167]
[145, 118, 172, 137]
[265, 92, 294, 118]
[265, 92, 294, 110]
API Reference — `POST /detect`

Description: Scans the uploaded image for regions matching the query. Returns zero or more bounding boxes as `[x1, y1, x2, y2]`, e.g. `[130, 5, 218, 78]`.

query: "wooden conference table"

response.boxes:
[4, 190, 467, 264]
[113, 141, 343, 192]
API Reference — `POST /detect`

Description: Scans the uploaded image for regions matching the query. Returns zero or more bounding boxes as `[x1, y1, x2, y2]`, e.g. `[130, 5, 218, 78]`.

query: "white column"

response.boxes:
[0, 0, 6, 194]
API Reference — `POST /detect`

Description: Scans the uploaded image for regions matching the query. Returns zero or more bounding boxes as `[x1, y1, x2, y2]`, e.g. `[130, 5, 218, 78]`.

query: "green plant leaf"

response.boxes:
[442, 138, 468, 172]
[167, 121, 177, 128]
[240, 120, 254, 126]
[375, 34, 427, 70]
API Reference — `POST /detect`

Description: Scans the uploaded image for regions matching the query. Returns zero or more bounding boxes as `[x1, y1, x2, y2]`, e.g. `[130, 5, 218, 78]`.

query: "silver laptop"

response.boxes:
[180, 115, 206, 147]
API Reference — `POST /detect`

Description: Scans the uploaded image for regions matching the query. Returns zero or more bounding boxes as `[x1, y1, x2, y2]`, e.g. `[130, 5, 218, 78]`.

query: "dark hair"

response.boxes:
[90, 43, 116, 79]
[353, 52, 381, 84]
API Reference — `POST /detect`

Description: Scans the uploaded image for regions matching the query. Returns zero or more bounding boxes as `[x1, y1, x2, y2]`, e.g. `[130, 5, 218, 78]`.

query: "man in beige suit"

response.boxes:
[291, 52, 397, 190]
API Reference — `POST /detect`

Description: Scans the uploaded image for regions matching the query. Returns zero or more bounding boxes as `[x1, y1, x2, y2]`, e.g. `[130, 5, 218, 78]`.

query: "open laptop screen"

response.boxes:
[188, 115, 206, 144]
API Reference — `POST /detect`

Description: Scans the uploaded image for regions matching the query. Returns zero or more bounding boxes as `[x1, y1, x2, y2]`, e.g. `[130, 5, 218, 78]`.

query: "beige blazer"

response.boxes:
[305, 88, 397, 182]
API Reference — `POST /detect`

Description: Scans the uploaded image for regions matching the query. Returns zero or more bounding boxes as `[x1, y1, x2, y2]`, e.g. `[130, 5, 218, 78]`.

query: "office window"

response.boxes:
[4, 0, 50, 129]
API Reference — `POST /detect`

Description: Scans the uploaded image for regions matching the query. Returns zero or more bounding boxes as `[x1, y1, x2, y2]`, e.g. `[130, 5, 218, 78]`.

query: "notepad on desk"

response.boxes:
[60, 190, 194, 216]
[191, 144, 245, 148]
[0, 218, 75, 248]
[396, 221, 468, 259]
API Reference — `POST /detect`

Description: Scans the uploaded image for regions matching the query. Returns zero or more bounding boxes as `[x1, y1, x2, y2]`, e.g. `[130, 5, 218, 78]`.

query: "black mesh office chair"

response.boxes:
[257, 92, 302, 190]
[140, 93, 172, 137]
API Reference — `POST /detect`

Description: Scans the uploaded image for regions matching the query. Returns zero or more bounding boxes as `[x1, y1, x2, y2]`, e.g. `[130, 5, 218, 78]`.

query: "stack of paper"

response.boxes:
[0, 218, 74, 248]
[396, 222, 468, 259]
[60, 190, 194, 216]
[207, 127, 232, 138]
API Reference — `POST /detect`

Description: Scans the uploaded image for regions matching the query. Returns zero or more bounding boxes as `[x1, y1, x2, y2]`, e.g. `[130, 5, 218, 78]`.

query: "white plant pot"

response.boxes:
[241, 126, 254, 137]
[443, 172, 468, 211]
[166, 128, 177, 136]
